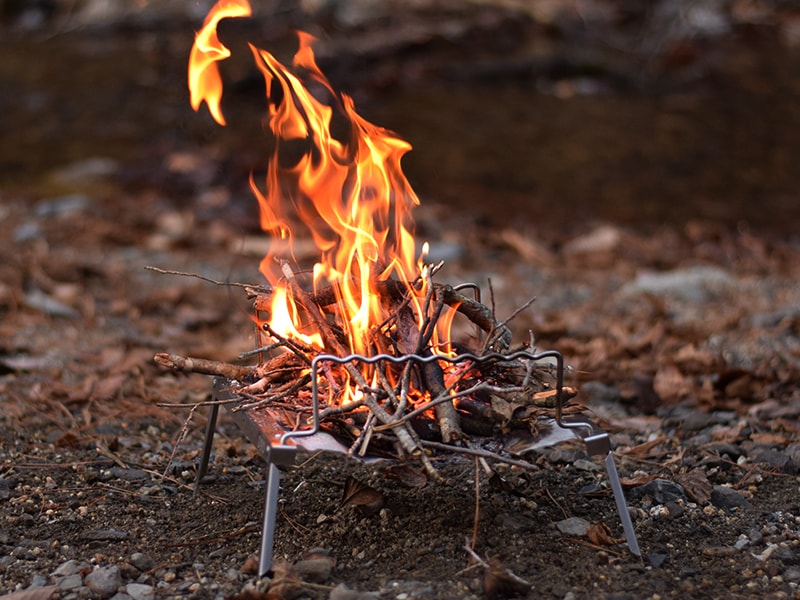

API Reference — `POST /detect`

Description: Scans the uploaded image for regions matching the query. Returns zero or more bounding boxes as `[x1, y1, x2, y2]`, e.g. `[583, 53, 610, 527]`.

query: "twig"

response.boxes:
[145, 266, 268, 291]
[420, 440, 539, 471]
[472, 457, 480, 550]
[153, 353, 255, 381]
[163, 403, 199, 478]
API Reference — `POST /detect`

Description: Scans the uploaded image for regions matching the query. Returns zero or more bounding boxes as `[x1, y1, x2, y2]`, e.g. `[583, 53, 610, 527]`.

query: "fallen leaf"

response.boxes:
[675, 469, 712, 504]
[0, 586, 60, 600]
[587, 522, 624, 547]
[483, 558, 532, 599]
[383, 464, 427, 488]
[266, 560, 302, 599]
[341, 476, 385, 516]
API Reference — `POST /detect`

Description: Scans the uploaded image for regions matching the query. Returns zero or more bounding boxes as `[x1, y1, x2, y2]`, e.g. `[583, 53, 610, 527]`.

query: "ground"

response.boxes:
[2, 2, 800, 599]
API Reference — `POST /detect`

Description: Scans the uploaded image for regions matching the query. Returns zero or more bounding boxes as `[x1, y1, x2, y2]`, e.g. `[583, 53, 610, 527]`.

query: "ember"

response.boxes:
[176, 0, 583, 474]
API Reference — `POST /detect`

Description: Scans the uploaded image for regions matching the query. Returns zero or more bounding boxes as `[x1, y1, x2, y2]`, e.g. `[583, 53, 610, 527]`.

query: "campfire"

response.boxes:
[154, 0, 640, 575]
[156, 0, 582, 470]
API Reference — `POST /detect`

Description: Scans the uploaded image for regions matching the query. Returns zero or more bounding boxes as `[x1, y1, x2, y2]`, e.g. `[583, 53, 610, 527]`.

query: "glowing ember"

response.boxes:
[188, 0, 450, 361]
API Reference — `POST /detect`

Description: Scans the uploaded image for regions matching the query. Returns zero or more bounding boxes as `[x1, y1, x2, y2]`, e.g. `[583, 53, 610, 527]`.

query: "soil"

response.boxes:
[2, 2, 800, 599]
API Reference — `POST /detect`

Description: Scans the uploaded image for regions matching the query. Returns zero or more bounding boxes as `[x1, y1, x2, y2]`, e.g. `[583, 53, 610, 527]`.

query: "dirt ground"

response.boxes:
[2, 2, 800, 599]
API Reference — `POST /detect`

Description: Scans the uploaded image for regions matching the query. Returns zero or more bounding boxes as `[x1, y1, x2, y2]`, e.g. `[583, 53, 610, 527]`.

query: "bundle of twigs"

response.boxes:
[154, 263, 579, 476]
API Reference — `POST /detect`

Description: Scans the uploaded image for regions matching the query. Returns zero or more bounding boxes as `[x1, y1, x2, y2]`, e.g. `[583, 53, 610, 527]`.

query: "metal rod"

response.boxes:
[259, 461, 282, 576]
[194, 399, 220, 493]
[604, 452, 642, 557]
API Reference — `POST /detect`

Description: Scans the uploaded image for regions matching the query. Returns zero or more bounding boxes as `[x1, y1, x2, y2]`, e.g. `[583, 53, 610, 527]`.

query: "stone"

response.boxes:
[59, 574, 84, 591]
[85, 565, 122, 598]
[555, 517, 591, 537]
[52, 560, 84, 577]
[621, 266, 734, 302]
[125, 583, 155, 600]
[630, 479, 688, 504]
[710, 485, 750, 511]
[129, 553, 154, 572]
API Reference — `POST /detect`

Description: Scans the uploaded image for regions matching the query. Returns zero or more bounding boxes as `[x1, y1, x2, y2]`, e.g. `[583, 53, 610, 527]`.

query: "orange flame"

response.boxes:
[188, 0, 251, 126]
[189, 0, 438, 359]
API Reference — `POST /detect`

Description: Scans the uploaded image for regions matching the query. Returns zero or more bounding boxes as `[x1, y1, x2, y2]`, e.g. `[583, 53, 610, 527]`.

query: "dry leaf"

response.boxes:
[620, 474, 659, 488]
[240, 554, 260, 575]
[483, 558, 532, 599]
[266, 560, 302, 600]
[674, 469, 712, 504]
[587, 522, 624, 547]
[341, 476, 385, 516]
[383, 464, 427, 488]
[0, 586, 60, 600]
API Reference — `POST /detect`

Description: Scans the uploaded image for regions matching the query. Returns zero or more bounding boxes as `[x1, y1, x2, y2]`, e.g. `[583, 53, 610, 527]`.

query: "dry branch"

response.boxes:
[154, 353, 255, 381]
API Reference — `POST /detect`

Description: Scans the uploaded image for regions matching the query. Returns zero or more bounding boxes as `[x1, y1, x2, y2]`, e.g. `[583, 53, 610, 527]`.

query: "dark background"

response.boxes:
[2, 0, 799, 235]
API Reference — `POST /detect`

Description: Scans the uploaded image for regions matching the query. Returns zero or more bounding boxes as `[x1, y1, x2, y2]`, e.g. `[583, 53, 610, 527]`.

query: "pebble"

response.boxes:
[555, 517, 591, 536]
[710, 485, 750, 511]
[630, 479, 688, 504]
[621, 266, 734, 302]
[59, 574, 84, 591]
[129, 552, 154, 572]
[85, 565, 123, 598]
[125, 583, 155, 600]
[52, 560, 85, 577]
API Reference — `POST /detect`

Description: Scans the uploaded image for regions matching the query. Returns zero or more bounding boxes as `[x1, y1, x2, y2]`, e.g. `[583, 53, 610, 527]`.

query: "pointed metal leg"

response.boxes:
[584, 432, 641, 557]
[194, 401, 220, 493]
[604, 451, 641, 557]
[259, 461, 281, 576]
[258, 445, 297, 576]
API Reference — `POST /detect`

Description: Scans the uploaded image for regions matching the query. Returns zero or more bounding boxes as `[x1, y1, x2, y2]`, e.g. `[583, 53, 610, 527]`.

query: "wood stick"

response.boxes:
[153, 353, 255, 381]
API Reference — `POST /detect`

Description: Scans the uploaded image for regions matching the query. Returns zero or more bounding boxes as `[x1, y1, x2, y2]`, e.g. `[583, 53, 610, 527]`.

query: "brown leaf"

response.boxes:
[341, 476, 385, 516]
[620, 474, 659, 488]
[383, 464, 427, 488]
[674, 469, 712, 504]
[483, 558, 531, 599]
[240, 554, 260, 575]
[587, 522, 624, 547]
[0, 586, 60, 600]
[266, 560, 302, 600]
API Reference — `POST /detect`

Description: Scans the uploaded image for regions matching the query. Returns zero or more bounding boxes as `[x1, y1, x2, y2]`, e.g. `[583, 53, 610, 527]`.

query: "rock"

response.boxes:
[294, 557, 334, 583]
[665, 501, 685, 518]
[710, 485, 750, 511]
[329, 583, 381, 599]
[52, 560, 85, 577]
[88, 529, 129, 541]
[784, 567, 800, 583]
[555, 517, 591, 537]
[125, 583, 155, 600]
[751, 448, 792, 472]
[630, 479, 688, 504]
[24, 289, 79, 319]
[85, 565, 122, 598]
[58, 574, 84, 591]
[129, 553, 154, 572]
[648, 551, 669, 568]
[621, 266, 734, 302]
[36, 194, 90, 217]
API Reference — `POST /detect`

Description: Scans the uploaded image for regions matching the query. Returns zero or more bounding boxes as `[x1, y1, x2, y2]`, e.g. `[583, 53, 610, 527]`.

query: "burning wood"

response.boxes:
[156, 0, 584, 477]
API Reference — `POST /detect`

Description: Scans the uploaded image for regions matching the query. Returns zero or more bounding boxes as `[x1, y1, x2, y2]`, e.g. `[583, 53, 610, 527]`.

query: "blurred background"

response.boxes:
[2, 0, 799, 237]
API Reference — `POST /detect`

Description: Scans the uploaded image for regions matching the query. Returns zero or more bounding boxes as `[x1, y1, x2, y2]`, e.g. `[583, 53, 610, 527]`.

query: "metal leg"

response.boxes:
[584, 432, 641, 557]
[258, 445, 297, 577]
[259, 461, 281, 576]
[194, 402, 220, 493]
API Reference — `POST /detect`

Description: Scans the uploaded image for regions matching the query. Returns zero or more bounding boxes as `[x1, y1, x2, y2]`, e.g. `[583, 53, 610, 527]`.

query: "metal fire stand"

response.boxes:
[195, 349, 641, 576]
